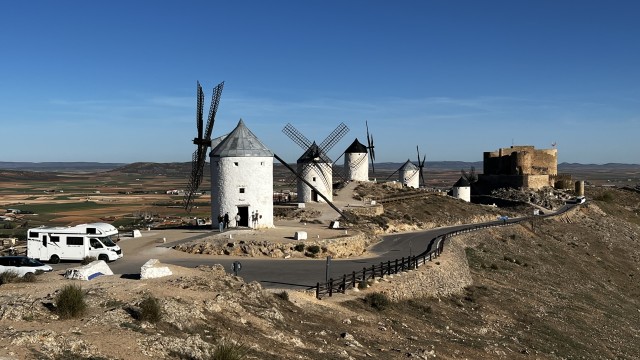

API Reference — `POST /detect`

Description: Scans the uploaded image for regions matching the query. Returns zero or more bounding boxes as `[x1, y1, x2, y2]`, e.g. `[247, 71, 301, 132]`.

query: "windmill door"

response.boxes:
[311, 190, 318, 202]
[237, 206, 249, 227]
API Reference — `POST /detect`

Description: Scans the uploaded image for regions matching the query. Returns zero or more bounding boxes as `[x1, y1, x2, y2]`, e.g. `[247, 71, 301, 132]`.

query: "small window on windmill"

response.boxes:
[312, 177, 316, 182]
[234, 162, 239, 166]
[239, 187, 245, 194]
[261, 161, 265, 166]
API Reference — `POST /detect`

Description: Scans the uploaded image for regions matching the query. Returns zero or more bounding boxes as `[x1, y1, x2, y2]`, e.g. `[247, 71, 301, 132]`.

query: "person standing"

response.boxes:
[235, 213, 241, 227]
[224, 212, 230, 229]
[217, 214, 224, 232]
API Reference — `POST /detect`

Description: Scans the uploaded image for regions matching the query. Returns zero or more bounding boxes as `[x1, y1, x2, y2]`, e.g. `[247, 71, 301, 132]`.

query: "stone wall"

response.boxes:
[523, 174, 554, 189]
[483, 145, 557, 176]
[174, 232, 375, 259]
[371, 238, 472, 301]
[344, 204, 384, 217]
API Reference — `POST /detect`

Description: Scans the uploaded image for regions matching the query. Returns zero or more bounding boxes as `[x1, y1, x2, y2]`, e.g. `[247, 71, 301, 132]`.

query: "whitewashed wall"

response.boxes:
[453, 186, 471, 202]
[211, 156, 274, 228]
[400, 169, 420, 189]
[345, 152, 368, 182]
[297, 162, 332, 203]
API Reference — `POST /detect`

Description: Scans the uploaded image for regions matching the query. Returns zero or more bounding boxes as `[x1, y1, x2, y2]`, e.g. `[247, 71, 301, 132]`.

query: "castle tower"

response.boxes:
[344, 138, 369, 182]
[210, 119, 274, 228]
[297, 142, 332, 203]
[399, 159, 419, 188]
[452, 177, 471, 202]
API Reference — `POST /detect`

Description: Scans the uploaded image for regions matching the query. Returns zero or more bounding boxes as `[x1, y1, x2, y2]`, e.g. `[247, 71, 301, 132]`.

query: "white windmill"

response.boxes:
[210, 119, 274, 228]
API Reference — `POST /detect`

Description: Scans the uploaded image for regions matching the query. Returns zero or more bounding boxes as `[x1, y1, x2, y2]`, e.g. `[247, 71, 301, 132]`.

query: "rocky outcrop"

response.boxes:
[173, 233, 375, 259]
[369, 238, 473, 301]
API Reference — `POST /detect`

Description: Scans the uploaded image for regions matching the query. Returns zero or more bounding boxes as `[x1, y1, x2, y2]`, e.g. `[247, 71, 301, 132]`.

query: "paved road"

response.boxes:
[53, 204, 574, 290]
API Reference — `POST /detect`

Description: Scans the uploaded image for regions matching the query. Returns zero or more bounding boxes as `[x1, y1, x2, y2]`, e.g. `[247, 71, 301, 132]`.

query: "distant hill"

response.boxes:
[109, 162, 196, 175]
[2, 161, 639, 175]
[558, 162, 640, 171]
[375, 161, 483, 171]
[0, 162, 125, 172]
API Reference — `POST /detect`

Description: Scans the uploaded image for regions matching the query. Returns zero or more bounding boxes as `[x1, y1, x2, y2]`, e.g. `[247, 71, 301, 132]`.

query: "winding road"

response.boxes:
[53, 204, 575, 290]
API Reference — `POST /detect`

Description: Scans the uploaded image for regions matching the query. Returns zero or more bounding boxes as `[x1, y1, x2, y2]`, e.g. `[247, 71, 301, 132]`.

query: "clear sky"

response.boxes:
[1, 1, 639, 164]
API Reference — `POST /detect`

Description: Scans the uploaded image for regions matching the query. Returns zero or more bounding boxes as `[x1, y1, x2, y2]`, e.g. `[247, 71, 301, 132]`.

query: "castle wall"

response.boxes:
[484, 146, 556, 177]
[523, 175, 553, 190]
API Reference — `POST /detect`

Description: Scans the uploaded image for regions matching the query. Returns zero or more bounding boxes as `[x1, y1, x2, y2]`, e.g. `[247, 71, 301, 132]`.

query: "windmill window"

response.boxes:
[261, 161, 264, 166]
[239, 188, 245, 194]
[234, 162, 239, 166]
[312, 177, 316, 182]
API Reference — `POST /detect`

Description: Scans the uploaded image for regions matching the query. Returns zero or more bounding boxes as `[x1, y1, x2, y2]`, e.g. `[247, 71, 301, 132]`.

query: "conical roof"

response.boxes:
[399, 159, 418, 171]
[210, 119, 273, 157]
[453, 176, 471, 187]
[345, 138, 368, 154]
[297, 142, 331, 163]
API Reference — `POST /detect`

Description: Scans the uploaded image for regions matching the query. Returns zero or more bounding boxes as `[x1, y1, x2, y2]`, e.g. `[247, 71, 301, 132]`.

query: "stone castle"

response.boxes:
[480, 145, 558, 190]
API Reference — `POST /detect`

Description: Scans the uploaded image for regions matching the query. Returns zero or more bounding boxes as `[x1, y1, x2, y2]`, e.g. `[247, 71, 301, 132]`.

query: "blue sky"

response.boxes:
[1, 1, 639, 164]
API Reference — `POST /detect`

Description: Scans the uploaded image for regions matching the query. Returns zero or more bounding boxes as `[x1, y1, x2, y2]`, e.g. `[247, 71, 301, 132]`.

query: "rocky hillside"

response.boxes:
[0, 187, 638, 359]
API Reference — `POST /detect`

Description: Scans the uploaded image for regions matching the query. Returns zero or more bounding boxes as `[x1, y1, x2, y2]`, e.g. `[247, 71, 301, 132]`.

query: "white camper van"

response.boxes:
[27, 223, 123, 263]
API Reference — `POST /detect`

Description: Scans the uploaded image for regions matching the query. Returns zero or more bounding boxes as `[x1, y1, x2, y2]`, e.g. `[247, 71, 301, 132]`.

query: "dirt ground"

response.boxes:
[0, 187, 638, 359]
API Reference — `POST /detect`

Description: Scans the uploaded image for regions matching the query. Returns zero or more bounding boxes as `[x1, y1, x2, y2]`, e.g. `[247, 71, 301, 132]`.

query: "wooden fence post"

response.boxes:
[316, 282, 320, 299]
[329, 278, 334, 297]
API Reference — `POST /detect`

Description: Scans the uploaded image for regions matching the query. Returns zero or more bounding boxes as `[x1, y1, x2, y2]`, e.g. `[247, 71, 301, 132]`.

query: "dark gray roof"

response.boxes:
[453, 176, 471, 187]
[210, 119, 273, 158]
[345, 138, 368, 154]
[399, 159, 418, 171]
[297, 142, 331, 163]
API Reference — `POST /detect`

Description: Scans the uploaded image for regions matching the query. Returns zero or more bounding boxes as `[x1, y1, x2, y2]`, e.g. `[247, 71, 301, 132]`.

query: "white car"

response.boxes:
[0, 256, 53, 277]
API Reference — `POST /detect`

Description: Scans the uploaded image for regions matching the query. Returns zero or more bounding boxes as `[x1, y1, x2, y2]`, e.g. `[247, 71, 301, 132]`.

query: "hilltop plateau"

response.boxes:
[0, 186, 638, 359]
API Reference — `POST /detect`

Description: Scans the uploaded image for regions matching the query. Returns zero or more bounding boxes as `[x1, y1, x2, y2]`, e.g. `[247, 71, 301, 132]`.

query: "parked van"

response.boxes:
[0, 256, 53, 277]
[27, 223, 123, 264]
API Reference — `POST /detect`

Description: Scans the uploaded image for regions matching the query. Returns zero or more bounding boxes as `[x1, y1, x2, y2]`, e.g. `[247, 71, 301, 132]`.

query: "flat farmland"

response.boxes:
[0, 169, 210, 238]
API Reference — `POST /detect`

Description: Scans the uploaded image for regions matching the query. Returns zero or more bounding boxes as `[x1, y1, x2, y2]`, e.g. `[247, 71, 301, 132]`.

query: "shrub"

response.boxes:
[138, 295, 163, 323]
[293, 244, 305, 252]
[212, 341, 248, 360]
[22, 272, 37, 283]
[274, 291, 289, 301]
[0, 270, 20, 285]
[358, 278, 369, 289]
[81, 256, 97, 265]
[593, 191, 614, 202]
[364, 292, 390, 311]
[306, 245, 321, 255]
[56, 284, 87, 319]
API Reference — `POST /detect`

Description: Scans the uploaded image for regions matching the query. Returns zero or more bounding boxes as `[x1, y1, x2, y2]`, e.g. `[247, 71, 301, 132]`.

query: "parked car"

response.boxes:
[0, 256, 53, 277]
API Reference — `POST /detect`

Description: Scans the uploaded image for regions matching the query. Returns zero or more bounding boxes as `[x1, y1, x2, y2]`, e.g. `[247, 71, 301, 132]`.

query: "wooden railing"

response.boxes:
[315, 204, 575, 299]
